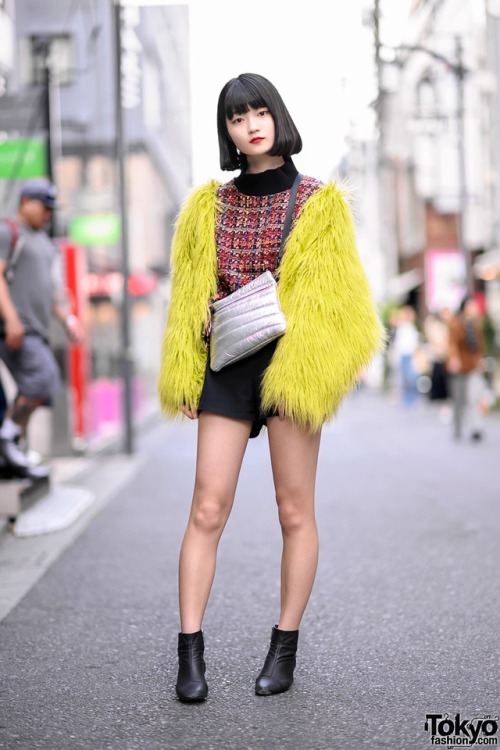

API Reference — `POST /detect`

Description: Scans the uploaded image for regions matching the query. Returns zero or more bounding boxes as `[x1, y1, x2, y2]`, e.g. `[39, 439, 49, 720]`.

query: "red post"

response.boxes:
[58, 240, 88, 443]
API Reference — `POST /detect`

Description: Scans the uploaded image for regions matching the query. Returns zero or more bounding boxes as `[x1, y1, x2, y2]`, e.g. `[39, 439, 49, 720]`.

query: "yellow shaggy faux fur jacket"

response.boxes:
[158, 180, 384, 431]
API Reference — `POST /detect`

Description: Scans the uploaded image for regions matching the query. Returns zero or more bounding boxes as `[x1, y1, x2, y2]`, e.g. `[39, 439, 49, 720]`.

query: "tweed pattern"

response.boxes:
[215, 177, 321, 298]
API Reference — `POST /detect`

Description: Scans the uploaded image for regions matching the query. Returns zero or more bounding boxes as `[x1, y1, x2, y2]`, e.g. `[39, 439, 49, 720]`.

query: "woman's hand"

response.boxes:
[180, 405, 198, 420]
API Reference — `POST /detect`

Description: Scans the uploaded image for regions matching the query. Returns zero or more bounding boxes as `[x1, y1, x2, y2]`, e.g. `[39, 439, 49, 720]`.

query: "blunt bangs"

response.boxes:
[223, 78, 267, 120]
[217, 73, 302, 172]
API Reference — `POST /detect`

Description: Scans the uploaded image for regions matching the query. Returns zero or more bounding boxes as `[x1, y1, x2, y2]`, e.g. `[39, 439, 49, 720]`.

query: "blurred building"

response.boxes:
[0, 1, 14, 96]
[0, 1, 191, 451]
[375, 0, 500, 337]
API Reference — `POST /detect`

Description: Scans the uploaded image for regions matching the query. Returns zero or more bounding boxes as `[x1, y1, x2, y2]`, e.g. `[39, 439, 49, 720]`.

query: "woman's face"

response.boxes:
[226, 106, 275, 157]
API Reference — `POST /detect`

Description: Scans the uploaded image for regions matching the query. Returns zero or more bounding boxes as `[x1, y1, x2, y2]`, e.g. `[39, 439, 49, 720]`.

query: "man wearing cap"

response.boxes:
[0, 179, 84, 478]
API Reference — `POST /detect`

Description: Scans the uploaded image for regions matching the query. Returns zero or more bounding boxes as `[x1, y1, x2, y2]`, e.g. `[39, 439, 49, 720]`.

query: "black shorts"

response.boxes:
[198, 340, 279, 438]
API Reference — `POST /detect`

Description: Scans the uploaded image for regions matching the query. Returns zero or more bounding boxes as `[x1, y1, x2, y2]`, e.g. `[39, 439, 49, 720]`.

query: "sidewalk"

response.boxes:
[0, 430, 150, 622]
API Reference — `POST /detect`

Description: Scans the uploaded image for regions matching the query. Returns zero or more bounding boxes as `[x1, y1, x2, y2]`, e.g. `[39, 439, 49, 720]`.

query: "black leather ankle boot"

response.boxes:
[176, 630, 208, 702]
[255, 625, 299, 696]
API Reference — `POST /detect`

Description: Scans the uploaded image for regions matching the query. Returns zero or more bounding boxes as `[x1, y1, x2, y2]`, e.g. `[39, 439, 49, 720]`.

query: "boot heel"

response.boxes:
[255, 625, 299, 696]
[176, 630, 208, 702]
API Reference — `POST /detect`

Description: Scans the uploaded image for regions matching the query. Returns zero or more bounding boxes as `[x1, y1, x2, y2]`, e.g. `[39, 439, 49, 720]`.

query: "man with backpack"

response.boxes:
[0, 179, 84, 478]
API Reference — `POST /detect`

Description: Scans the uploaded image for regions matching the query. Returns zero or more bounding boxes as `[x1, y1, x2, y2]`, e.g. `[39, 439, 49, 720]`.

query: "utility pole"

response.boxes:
[372, 0, 399, 297]
[33, 36, 55, 236]
[373, 0, 390, 297]
[454, 36, 473, 295]
[112, 0, 134, 455]
[43, 58, 53, 183]
[374, 0, 383, 151]
[486, 1, 500, 255]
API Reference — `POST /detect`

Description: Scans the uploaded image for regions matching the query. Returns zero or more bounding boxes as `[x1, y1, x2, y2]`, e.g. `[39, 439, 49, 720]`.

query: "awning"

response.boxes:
[474, 249, 500, 279]
[387, 268, 423, 299]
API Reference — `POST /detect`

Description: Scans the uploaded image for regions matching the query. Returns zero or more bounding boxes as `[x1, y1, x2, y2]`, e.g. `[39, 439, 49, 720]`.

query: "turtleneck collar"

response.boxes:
[233, 158, 298, 197]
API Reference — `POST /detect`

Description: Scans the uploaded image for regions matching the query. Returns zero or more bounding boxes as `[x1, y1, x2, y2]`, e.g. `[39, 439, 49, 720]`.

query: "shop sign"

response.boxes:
[425, 249, 467, 313]
[69, 213, 121, 246]
[83, 271, 157, 298]
[0, 9, 14, 72]
[0, 138, 46, 179]
[120, 6, 142, 109]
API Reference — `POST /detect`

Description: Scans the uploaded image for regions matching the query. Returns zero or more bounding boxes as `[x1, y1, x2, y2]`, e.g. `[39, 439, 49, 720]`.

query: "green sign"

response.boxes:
[69, 213, 121, 246]
[0, 138, 47, 179]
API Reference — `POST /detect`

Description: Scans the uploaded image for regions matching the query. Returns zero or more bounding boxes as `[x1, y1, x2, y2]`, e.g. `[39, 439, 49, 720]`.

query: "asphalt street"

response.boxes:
[0, 389, 499, 750]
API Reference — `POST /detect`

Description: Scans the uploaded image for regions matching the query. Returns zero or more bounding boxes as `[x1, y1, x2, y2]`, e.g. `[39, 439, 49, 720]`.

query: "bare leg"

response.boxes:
[178, 412, 251, 633]
[267, 417, 321, 631]
[8, 395, 44, 440]
[451, 374, 467, 439]
[466, 370, 485, 437]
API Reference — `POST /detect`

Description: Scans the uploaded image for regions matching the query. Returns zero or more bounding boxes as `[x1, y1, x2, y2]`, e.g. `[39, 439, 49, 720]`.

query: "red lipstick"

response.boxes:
[250, 137, 264, 144]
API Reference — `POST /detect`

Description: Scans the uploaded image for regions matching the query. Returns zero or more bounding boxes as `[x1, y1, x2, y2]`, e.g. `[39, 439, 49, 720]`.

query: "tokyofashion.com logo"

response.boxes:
[424, 714, 499, 746]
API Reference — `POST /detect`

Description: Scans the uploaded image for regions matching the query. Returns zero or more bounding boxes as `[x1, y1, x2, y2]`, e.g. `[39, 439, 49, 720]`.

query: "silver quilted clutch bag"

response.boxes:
[209, 271, 286, 372]
[209, 173, 302, 372]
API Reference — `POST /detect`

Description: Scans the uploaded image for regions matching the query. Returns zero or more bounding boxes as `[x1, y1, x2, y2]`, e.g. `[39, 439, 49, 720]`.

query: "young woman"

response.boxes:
[158, 73, 383, 701]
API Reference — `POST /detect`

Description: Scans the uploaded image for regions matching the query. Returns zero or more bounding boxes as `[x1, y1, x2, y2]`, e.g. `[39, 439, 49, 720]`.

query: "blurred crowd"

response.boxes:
[386, 299, 497, 441]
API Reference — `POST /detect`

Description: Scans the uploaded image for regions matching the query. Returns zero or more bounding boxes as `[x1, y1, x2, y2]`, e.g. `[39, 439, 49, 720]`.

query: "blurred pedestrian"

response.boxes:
[158, 73, 383, 702]
[0, 179, 84, 478]
[424, 307, 452, 409]
[447, 297, 486, 441]
[0, 377, 7, 432]
[0, 375, 17, 478]
[391, 305, 420, 407]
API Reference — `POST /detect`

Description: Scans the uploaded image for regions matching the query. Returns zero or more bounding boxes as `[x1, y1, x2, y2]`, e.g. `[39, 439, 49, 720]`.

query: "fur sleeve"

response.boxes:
[261, 182, 385, 431]
[157, 182, 219, 417]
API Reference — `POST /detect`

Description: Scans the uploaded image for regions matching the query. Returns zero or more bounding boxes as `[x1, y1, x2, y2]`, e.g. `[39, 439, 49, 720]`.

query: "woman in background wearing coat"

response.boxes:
[158, 73, 383, 702]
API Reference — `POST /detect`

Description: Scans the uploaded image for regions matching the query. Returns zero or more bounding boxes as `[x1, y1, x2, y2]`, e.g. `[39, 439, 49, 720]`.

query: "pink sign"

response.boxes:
[425, 250, 467, 313]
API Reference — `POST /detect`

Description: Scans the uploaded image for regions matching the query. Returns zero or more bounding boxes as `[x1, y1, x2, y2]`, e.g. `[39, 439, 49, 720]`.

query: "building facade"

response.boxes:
[0, 1, 192, 451]
[0, 1, 14, 97]
[377, 0, 500, 331]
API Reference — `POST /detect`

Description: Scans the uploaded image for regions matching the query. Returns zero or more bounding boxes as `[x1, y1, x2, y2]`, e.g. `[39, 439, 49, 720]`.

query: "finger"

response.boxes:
[181, 406, 198, 420]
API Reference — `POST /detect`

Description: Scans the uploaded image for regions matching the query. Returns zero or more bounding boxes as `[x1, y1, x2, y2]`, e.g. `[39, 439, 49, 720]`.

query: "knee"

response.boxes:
[190, 493, 229, 535]
[276, 489, 313, 535]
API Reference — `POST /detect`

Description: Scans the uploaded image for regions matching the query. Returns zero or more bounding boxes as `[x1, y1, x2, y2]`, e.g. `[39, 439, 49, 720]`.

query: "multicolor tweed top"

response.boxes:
[215, 160, 322, 299]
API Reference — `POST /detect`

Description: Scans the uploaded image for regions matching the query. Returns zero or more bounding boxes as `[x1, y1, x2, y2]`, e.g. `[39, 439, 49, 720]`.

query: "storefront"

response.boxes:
[58, 240, 164, 452]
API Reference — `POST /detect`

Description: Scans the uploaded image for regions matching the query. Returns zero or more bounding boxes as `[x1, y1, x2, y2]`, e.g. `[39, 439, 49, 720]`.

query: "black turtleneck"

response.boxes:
[233, 158, 298, 197]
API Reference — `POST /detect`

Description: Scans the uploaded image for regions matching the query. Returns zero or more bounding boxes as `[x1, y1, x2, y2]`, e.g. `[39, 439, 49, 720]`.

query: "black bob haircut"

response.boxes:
[217, 73, 302, 172]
